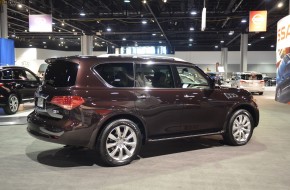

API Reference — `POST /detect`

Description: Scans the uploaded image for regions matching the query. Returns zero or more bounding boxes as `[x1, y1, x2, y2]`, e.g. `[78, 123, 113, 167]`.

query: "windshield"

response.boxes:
[241, 74, 263, 80]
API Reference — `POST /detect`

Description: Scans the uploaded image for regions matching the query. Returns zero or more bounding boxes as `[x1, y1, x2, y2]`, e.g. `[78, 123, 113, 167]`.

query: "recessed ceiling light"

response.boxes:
[78, 38, 80, 40]
[241, 19, 247, 23]
[229, 31, 234, 35]
[271, 45, 275, 48]
[29, 44, 32, 47]
[215, 45, 218, 48]
[17, 4, 23, 8]
[142, 0, 147, 3]
[189, 44, 192, 46]
[124, 0, 130, 2]
[80, 12, 86, 16]
[24, 30, 27, 32]
[260, 36, 265, 39]
[142, 20, 147, 24]
[220, 40, 224, 43]
[190, 11, 197, 15]
[61, 22, 65, 26]
[160, 34, 163, 37]
[122, 38, 126, 41]
[72, 29, 75, 32]
[52, 22, 55, 25]
[159, 41, 162, 43]
[58, 30, 61, 32]
[43, 42, 46, 44]
[152, 33, 156, 36]
[190, 27, 194, 31]
[107, 27, 111, 32]
[163, 0, 167, 2]
[102, 41, 105, 44]
[248, 43, 252, 46]
[60, 38, 64, 40]
[189, 38, 193, 42]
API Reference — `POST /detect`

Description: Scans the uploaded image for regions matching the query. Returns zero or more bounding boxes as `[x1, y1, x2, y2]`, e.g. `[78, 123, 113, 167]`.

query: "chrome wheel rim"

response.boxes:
[9, 96, 19, 112]
[232, 114, 251, 143]
[106, 125, 137, 161]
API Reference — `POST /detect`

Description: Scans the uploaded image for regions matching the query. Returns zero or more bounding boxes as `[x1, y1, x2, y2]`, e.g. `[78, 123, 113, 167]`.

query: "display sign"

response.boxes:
[249, 11, 267, 32]
[29, 14, 52, 32]
[276, 15, 290, 104]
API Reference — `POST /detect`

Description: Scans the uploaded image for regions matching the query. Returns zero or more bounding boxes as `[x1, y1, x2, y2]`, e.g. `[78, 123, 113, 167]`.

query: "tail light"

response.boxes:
[51, 96, 84, 110]
[0, 83, 3, 87]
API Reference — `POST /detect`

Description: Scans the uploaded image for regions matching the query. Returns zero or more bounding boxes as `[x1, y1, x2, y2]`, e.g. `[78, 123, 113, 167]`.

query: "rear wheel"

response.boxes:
[97, 119, 142, 166]
[4, 94, 19, 115]
[223, 109, 254, 146]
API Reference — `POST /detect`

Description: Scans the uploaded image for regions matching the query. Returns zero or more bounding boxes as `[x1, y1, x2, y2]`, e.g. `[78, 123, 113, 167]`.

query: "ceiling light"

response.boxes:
[189, 44, 192, 46]
[229, 31, 234, 35]
[190, 11, 197, 15]
[215, 45, 218, 48]
[72, 29, 75, 32]
[122, 38, 126, 41]
[25, 30, 27, 32]
[102, 41, 105, 44]
[163, 0, 167, 2]
[260, 36, 265, 39]
[107, 27, 111, 32]
[159, 41, 162, 43]
[58, 29, 61, 32]
[152, 33, 156, 36]
[29, 44, 32, 47]
[143, 0, 147, 3]
[189, 27, 194, 31]
[271, 45, 275, 48]
[78, 38, 80, 40]
[189, 38, 193, 42]
[17, 4, 23, 8]
[220, 40, 224, 43]
[248, 43, 252, 46]
[160, 34, 163, 37]
[60, 38, 64, 40]
[241, 19, 247, 23]
[142, 20, 147, 24]
[52, 22, 55, 25]
[124, 0, 130, 3]
[277, 2, 283, 8]
[43, 42, 46, 44]
[61, 22, 65, 26]
[80, 12, 86, 16]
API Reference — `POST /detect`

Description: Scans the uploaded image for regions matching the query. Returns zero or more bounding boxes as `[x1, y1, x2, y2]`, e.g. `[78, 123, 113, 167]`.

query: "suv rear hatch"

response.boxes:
[35, 59, 82, 119]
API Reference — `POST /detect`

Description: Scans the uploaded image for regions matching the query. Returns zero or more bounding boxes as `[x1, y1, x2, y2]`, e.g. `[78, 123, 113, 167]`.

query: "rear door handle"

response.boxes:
[184, 94, 195, 98]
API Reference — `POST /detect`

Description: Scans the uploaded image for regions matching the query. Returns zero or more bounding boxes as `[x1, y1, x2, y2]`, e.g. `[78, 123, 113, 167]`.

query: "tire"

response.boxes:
[259, 92, 263, 95]
[97, 119, 142, 166]
[223, 109, 254, 146]
[4, 94, 19, 115]
[275, 87, 281, 101]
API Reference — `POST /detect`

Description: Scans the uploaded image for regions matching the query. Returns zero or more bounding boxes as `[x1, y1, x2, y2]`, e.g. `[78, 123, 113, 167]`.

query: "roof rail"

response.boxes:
[97, 54, 186, 62]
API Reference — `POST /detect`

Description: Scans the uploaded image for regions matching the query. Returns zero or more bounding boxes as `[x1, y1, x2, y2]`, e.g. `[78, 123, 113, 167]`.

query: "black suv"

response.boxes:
[27, 55, 259, 166]
[0, 66, 40, 114]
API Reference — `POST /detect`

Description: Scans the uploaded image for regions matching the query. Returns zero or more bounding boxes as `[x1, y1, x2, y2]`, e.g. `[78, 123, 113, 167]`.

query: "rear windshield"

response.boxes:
[44, 61, 78, 87]
[241, 74, 263, 80]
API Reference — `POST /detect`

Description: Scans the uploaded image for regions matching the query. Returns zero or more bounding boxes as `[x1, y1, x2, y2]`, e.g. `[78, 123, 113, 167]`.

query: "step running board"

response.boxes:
[148, 131, 224, 142]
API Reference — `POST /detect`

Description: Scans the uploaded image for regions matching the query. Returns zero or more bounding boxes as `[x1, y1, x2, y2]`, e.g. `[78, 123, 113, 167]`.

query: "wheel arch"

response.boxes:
[223, 103, 259, 133]
[88, 113, 147, 149]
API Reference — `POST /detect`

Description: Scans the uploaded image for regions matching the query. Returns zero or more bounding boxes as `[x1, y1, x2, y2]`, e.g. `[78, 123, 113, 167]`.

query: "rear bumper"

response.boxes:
[27, 111, 95, 147]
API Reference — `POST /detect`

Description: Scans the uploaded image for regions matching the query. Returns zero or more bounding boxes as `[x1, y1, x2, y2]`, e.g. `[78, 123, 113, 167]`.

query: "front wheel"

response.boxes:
[97, 119, 142, 166]
[4, 94, 19, 115]
[223, 109, 254, 146]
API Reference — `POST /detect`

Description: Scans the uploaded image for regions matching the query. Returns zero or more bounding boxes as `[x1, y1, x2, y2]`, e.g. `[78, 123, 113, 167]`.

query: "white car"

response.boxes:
[231, 71, 265, 95]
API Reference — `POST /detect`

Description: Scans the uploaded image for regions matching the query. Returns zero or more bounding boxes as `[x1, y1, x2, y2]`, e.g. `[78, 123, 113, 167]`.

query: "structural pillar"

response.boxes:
[240, 33, 248, 72]
[81, 35, 93, 55]
[0, 0, 8, 38]
[221, 47, 228, 78]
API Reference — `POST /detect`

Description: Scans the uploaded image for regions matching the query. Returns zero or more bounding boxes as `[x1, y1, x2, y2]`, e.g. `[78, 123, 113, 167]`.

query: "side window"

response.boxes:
[25, 70, 37, 81]
[12, 69, 28, 80]
[135, 64, 174, 88]
[1, 69, 13, 80]
[176, 66, 209, 88]
[95, 63, 134, 87]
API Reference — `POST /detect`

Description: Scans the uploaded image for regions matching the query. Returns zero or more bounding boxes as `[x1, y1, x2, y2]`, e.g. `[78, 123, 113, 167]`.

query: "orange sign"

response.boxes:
[249, 11, 267, 32]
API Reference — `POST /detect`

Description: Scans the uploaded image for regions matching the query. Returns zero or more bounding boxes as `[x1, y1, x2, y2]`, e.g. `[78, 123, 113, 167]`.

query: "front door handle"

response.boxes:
[137, 94, 149, 99]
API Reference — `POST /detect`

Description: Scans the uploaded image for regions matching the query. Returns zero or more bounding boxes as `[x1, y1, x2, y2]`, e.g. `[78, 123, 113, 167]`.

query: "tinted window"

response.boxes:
[44, 61, 78, 87]
[0, 69, 13, 80]
[135, 64, 174, 88]
[177, 66, 209, 88]
[241, 74, 263, 80]
[95, 63, 134, 87]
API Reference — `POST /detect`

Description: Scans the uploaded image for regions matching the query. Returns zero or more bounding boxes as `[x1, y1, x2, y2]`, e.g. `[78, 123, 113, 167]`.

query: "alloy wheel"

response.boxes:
[232, 114, 251, 143]
[9, 95, 19, 113]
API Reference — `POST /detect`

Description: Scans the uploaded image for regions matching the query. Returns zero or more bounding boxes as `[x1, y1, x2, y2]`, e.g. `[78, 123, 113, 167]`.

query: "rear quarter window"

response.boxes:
[44, 61, 78, 87]
[94, 63, 134, 87]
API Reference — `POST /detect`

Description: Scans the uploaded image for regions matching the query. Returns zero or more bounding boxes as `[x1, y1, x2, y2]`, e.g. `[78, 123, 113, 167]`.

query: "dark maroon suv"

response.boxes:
[27, 55, 259, 166]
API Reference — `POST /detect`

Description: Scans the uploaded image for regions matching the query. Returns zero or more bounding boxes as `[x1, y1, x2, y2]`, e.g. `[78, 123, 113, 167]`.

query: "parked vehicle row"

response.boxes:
[26, 55, 259, 166]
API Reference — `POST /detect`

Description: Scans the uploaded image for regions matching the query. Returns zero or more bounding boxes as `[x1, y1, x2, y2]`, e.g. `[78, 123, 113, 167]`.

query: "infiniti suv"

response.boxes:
[27, 55, 259, 166]
[0, 66, 40, 114]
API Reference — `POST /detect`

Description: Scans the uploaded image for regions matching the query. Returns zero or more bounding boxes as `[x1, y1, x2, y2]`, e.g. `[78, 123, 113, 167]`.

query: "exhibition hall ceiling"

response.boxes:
[6, 0, 289, 51]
